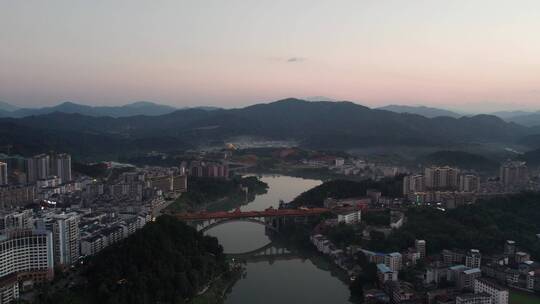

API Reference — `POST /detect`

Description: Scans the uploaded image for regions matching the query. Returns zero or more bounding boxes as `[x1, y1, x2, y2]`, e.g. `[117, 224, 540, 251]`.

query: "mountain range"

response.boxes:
[377, 105, 462, 118]
[3, 99, 540, 127]
[503, 112, 540, 127]
[0, 98, 536, 159]
[0, 101, 20, 112]
[0, 101, 180, 118]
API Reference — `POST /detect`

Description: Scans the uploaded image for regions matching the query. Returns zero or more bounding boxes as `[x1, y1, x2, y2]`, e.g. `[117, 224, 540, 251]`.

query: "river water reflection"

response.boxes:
[205, 175, 355, 304]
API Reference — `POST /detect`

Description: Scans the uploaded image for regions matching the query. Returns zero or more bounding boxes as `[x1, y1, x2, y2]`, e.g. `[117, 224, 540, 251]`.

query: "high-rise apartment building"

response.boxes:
[415, 239, 426, 259]
[0, 162, 8, 186]
[499, 161, 528, 191]
[0, 162, 7, 186]
[504, 240, 516, 256]
[0, 210, 33, 234]
[26, 154, 50, 183]
[50, 153, 72, 183]
[385, 252, 403, 272]
[403, 174, 425, 195]
[424, 166, 460, 190]
[42, 213, 80, 266]
[460, 174, 480, 192]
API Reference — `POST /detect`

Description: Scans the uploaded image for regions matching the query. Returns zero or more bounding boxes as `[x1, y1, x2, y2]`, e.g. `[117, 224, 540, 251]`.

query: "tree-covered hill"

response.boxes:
[371, 193, 540, 260]
[288, 177, 404, 208]
[38, 216, 227, 304]
[417, 150, 499, 172]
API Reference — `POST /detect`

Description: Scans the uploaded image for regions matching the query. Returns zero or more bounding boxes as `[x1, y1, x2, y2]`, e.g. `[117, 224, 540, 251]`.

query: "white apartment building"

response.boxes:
[474, 278, 509, 304]
[337, 210, 361, 225]
[456, 293, 492, 304]
[0, 229, 54, 301]
[385, 252, 402, 272]
[42, 212, 80, 266]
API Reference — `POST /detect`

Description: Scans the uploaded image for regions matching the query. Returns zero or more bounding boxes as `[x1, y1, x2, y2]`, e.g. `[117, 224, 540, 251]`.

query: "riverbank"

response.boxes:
[248, 166, 370, 183]
[190, 266, 244, 304]
[166, 176, 268, 212]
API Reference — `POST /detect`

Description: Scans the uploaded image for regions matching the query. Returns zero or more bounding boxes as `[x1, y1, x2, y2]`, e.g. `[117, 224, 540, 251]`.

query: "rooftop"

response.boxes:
[449, 265, 468, 271]
[475, 278, 508, 291]
[377, 263, 392, 273]
[463, 268, 481, 275]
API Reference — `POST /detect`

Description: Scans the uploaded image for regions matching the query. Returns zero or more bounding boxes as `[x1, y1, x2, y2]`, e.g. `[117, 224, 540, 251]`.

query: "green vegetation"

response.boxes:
[167, 176, 268, 212]
[369, 193, 540, 259]
[327, 223, 362, 247]
[72, 162, 109, 178]
[510, 290, 540, 304]
[1, 98, 532, 157]
[363, 210, 390, 226]
[289, 177, 404, 208]
[37, 216, 228, 304]
[349, 251, 377, 302]
[418, 150, 499, 172]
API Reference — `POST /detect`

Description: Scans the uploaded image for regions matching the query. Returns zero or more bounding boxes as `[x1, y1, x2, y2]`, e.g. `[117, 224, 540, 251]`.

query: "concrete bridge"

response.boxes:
[174, 207, 329, 232]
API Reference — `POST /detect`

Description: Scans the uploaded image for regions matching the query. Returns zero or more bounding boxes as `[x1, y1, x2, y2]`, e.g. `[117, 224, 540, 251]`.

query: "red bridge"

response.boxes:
[173, 207, 330, 232]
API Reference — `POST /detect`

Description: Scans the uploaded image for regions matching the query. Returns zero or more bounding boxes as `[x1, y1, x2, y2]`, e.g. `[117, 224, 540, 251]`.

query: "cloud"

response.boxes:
[287, 57, 305, 62]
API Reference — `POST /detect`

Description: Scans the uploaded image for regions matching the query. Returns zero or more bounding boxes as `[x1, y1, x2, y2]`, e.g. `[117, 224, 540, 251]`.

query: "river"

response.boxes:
[205, 174, 356, 304]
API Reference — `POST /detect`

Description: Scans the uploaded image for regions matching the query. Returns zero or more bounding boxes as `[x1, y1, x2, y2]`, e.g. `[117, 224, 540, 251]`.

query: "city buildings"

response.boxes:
[460, 174, 480, 192]
[474, 278, 509, 304]
[0, 185, 36, 209]
[41, 212, 80, 266]
[455, 293, 492, 304]
[415, 239, 426, 259]
[424, 166, 461, 190]
[503, 240, 516, 256]
[385, 252, 403, 272]
[0, 210, 33, 234]
[457, 268, 482, 291]
[377, 263, 398, 284]
[403, 174, 425, 195]
[189, 161, 229, 179]
[50, 153, 72, 183]
[336, 209, 362, 225]
[466, 249, 482, 269]
[0, 229, 54, 302]
[403, 167, 482, 207]
[0, 162, 7, 186]
[499, 161, 528, 191]
[26, 154, 50, 183]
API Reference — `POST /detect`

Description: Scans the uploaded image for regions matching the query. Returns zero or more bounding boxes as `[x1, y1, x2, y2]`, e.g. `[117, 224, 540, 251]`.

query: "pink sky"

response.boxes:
[1, 1, 539, 112]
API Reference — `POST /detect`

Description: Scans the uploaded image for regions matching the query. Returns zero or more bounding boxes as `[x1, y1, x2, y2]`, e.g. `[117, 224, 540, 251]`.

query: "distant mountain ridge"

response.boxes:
[0, 98, 535, 159]
[377, 105, 462, 118]
[504, 112, 540, 127]
[491, 110, 535, 120]
[0, 101, 179, 118]
[0, 101, 19, 112]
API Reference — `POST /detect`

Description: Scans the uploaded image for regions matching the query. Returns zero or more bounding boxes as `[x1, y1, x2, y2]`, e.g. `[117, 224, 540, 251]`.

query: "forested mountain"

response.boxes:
[377, 104, 462, 118]
[0, 101, 178, 118]
[506, 112, 540, 127]
[417, 150, 499, 172]
[0, 101, 19, 112]
[0, 98, 535, 158]
[491, 110, 535, 120]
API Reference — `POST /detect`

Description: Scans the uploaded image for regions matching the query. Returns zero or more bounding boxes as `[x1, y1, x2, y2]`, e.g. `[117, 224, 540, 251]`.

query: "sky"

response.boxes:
[1, 0, 540, 112]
